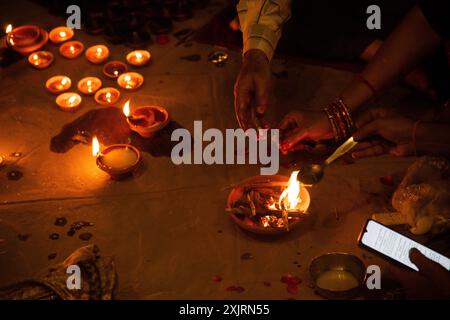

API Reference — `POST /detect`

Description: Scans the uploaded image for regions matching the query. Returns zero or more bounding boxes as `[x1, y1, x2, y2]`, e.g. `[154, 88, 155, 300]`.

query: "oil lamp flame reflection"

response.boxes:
[92, 136, 100, 157]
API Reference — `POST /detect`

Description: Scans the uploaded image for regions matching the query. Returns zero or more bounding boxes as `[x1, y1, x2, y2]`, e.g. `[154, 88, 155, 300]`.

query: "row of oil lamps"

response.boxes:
[4, 24, 166, 179]
[5, 24, 150, 111]
[47, 72, 144, 112]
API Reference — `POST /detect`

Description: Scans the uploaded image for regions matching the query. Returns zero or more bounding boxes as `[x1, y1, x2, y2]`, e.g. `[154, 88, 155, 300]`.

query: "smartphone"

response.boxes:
[358, 219, 450, 271]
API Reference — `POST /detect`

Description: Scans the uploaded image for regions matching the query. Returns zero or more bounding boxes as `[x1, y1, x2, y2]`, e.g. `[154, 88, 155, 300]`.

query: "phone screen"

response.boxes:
[360, 220, 450, 271]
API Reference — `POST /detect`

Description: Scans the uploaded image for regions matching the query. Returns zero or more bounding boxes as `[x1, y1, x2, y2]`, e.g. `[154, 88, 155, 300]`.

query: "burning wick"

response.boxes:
[135, 52, 143, 61]
[105, 92, 112, 103]
[96, 47, 103, 57]
[87, 80, 92, 93]
[124, 75, 132, 89]
[92, 136, 100, 157]
[56, 77, 68, 90]
[59, 31, 66, 38]
[67, 95, 77, 107]
[6, 24, 12, 34]
[123, 100, 148, 126]
[32, 54, 39, 65]
[114, 70, 118, 76]
[69, 46, 75, 54]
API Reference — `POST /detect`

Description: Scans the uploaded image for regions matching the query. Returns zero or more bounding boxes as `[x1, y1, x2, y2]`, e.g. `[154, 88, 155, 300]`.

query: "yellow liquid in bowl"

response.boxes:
[316, 270, 359, 291]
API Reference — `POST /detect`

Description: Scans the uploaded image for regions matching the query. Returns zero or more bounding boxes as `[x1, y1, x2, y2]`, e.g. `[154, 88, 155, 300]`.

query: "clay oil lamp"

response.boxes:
[92, 136, 141, 180]
[28, 51, 54, 69]
[123, 100, 169, 138]
[77, 77, 102, 95]
[49, 26, 74, 44]
[226, 171, 311, 235]
[103, 61, 128, 79]
[7, 25, 40, 47]
[7, 25, 49, 55]
[55, 92, 82, 112]
[60, 41, 84, 59]
[117, 72, 144, 90]
[94, 87, 121, 106]
[46, 75, 71, 94]
[126, 50, 151, 67]
[85, 44, 110, 64]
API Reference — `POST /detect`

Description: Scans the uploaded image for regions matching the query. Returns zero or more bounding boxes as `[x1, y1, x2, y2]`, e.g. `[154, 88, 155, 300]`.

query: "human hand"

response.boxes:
[234, 49, 271, 130]
[352, 108, 415, 158]
[387, 248, 450, 299]
[278, 110, 334, 153]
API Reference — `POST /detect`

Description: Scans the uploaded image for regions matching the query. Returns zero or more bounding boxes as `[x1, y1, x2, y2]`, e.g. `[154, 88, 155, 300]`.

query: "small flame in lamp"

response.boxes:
[279, 170, 301, 210]
[92, 136, 100, 157]
[6, 24, 12, 34]
[123, 100, 130, 117]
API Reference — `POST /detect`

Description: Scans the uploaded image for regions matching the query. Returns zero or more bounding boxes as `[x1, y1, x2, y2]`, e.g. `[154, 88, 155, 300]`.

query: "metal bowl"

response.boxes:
[310, 253, 366, 300]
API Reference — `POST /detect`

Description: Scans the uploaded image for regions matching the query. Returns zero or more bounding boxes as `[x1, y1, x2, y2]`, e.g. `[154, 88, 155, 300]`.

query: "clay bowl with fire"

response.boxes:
[226, 171, 311, 235]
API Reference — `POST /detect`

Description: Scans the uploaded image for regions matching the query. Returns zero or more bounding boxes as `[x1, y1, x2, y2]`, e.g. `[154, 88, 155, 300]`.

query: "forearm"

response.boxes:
[341, 5, 442, 112]
[416, 122, 450, 156]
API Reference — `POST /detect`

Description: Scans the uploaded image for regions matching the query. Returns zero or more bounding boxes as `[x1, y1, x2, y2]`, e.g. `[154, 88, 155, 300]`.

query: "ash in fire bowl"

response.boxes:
[227, 171, 311, 235]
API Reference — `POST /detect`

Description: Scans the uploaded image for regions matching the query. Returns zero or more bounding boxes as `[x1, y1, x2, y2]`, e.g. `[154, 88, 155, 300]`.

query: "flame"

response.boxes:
[123, 100, 130, 117]
[114, 70, 119, 76]
[96, 47, 102, 56]
[67, 95, 77, 106]
[59, 31, 67, 38]
[33, 54, 39, 60]
[92, 136, 100, 157]
[61, 78, 68, 85]
[105, 92, 112, 102]
[6, 24, 12, 34]
[124, 75, 131, 82]
[279, 170, 301, 210]
[135, 52, 143, 60]
[69, 45, 75, 53]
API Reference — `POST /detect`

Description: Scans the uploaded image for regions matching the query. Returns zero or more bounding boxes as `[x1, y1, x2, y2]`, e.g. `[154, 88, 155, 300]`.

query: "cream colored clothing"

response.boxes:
[237, 0, 292, 61]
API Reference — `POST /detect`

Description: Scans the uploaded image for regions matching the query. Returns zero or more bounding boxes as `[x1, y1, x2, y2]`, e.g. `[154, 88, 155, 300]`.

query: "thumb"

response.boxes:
[409, 248, 442, 277]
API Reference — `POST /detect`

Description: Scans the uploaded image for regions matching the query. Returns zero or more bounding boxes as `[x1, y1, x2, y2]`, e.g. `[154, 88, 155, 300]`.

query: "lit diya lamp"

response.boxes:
[123, 100, 170, 138]
[7, 24, 40, 47]
[77, 77, 102, 95]
[94, 87, 121, 106]
[55, 92, 82, 112]
[92, 136, 141, 180]
[226, 171, 311, 235]
[6, 24, 49, 55]
[85, 44, 110, 64]
[117, 72, 144, 90]
[126, 50, 151, 67]
[59, 41, 84, 59]
[46, 75, 71, 94]
[49, 26, 74, 44]
[28, 51, 54, 69]
[103, 61, 128, 79]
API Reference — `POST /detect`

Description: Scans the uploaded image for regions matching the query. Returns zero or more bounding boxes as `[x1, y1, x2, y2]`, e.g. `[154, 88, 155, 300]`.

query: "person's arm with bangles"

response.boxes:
[279, 4, 450, 158]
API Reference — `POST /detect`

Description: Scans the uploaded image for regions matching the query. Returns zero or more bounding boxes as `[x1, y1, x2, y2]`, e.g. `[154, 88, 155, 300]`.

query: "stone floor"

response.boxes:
[0, 0, 435, 299]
